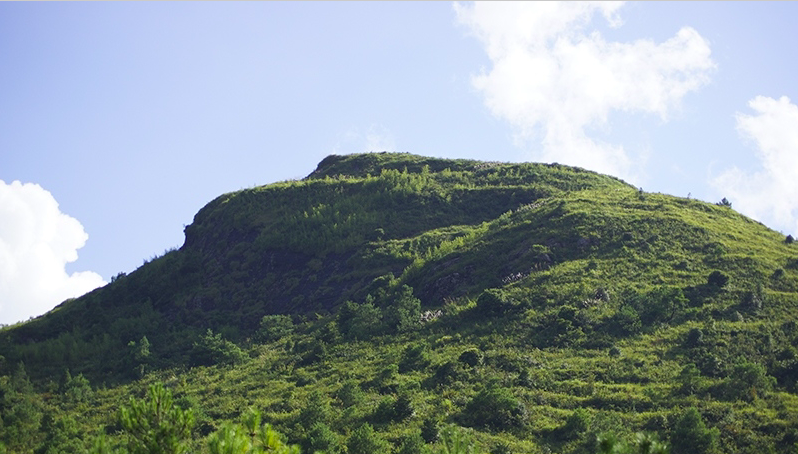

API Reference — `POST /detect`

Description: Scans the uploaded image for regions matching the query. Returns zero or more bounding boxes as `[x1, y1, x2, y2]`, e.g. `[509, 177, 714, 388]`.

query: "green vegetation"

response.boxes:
[1, 152, 798, 453]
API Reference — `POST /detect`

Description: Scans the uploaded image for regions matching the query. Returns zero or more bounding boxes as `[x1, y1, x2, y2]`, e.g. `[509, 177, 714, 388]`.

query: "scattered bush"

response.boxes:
[373, 393, 414, 423]
[297, 391, 331, 431]
[670, 407, 719, 454]
[338, 301, 384, 340]
[724, 362, 775, 402]
[204, 410, 300, 454]
[304, 422, 341, 454]
[684, 328, 704, 348]
[561, 408, 592, 440]
[421, 417, 440, 443]
[346, 423, 390, 454]
[492, 441, 513, 454]
[609, 305, 642, 336]
[257, 314, 294, 343]
[399, 342, 431, 373]
[397, 432, 425, 454]
[458, 349, 482, 367]
[118, 383, 195, 454]
[435, 424, 479, 454]
[190, 329, 247, 367]
[706, 270, 729, 289]
[677, 364, 702, 395]
[476, 288, 518, 316]
[597, 432, 669, 454]
[461, 384, 528, 432]
[62, 370, 92, 403]
[637, 286, 688, 325]
[383, 285, 422, 333]
[740, 283, 765, 313]
[594, 287, 611, 302]
[335, 380, 365, 408]
[298, 340, 327, 366]
[430, 361, 461, 387]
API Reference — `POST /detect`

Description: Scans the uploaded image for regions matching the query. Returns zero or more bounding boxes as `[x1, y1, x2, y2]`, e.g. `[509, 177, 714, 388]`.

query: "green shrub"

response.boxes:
[706, 270, 729, 289]
[126, 336, 152, 378]
[476, 288, 517, 316]
[677, 364, 702, 395]
[536, 305, 586, 347]
[597, 432, 669, 454]
[37, 414, 84, 454]
[434, 425, 479, 454]
[383, 285, 422, 333]
[335, 380, 365, 408]
[684, 328, 704, 348]
[725, 362, 775, 402]
[373, 393, 414, 423]
[492, 441, 513, 454]
[670, 407, 719, 454]
[118, 383, 195, 454]
[256, 314, 294, 343]
[458, 349, 482, 367]
[637, 286, 688, 325]
[297, 391, 332, 431]
[373, 397, 397, 424]
[61, 370, 92, 403]
[561, 408, 591, 440]
[431, 361, 462, 387]
[204, 412, 301, 454]
[393, 393, 415, 421]
[190, 329, 247, 367]
[338, 301, 384, 339]
[346, 423, 390, 454]
[461, 384, 527, 432]
[304, 422, 341, 454]
[740, 289, 763, 313]
[298, 340, 327, 366]
[397, 432, 426, 454]
[610, 305, 642, 336]
[399, 342, 431, 373]
[421, 417, 440, 443]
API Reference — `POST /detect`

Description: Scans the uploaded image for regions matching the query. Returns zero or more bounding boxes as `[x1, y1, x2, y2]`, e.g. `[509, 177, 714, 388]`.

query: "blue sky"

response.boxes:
[1, 2, 797, 324]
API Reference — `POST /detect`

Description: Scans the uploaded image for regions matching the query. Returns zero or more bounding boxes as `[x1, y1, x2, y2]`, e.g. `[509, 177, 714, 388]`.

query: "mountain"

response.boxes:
[1, 152, 797, 454]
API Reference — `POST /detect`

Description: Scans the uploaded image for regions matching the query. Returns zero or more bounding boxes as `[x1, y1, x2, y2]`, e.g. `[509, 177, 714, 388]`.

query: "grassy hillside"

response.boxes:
[0, 152, 797, 453]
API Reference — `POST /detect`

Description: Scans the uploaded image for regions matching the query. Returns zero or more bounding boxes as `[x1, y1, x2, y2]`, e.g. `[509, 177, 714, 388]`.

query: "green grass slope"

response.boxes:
[1, 152, 797, 454]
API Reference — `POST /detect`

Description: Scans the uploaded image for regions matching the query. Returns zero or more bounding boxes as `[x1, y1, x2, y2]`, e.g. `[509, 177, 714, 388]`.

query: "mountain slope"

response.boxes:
[1, 152, 797, 454]
[0, 153, 635, 379]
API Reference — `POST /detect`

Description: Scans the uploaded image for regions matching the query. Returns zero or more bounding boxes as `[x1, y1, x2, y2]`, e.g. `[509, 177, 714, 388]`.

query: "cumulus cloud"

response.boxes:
[363, 125, 397, 153]
[711, 96, 798, 235]
[334, 124, 397, 155]
[454, 1, 715, 181]
[0, 181, 105, 325]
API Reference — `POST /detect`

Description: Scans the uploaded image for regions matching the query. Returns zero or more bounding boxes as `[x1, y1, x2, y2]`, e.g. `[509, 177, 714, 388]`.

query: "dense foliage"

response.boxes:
[1, 152, 797, 453]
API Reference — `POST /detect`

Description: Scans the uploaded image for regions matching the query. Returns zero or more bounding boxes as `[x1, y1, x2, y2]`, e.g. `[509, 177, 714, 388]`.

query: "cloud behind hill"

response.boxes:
[454, 1, 715, 183]
[0, 180, 105, 325]
[712, 96, 798, 235]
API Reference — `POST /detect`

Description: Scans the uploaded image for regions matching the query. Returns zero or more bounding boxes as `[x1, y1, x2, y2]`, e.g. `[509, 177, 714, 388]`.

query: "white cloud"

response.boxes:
[364, 125, 397, 153]
[333, 124, 397, 155]
[454, 1, 714, 182]
[711, 96, 798, 235]
[0, 181, 105, 325]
